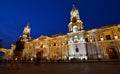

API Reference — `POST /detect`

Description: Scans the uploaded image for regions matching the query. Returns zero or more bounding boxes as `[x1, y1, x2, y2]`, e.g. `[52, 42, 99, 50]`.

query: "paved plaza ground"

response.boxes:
[0, 61, 120, 74]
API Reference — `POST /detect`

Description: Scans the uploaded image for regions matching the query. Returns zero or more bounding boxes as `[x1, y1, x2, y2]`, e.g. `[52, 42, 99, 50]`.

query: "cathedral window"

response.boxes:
[75, 46, 79, 53]
[41, 44, 43, 48]
[106, 35, 111, 40]
[54, 43, 56, 46]
[74, 35, 78, 43]
[85, 38, 89, 42]
[118, 28, 120, 32]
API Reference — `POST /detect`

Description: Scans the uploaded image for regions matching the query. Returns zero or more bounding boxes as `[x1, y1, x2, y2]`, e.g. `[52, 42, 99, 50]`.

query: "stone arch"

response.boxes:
[106, 47, 119, 59]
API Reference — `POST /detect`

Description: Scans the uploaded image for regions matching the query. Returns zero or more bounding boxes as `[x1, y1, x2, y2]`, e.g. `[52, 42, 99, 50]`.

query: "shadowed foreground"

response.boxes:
[0, 62, 120, 74]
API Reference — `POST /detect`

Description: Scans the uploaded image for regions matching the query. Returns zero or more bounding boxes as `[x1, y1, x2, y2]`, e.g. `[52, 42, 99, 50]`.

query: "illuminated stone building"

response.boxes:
[10, 5, 120, 61]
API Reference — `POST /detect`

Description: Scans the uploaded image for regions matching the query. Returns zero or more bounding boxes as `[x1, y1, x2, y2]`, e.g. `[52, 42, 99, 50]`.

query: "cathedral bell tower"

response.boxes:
[67, 5, 87, 60]
[19, 23, 31, 42]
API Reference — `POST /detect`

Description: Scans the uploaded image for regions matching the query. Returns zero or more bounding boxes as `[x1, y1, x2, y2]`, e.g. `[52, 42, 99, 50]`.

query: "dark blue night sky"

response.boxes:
[0, 0, 120, 48]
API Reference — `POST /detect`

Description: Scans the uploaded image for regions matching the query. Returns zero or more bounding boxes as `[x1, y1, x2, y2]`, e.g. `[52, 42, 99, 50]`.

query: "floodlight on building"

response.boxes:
[114, 35, 118, 39]
[90, 39, 92, 42]
[30, 57, 34, 61]
[15, 57, 18, 61]
[100, 37, 104, 41]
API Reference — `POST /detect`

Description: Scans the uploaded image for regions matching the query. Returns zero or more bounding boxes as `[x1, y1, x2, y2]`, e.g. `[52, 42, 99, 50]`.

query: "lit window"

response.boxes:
[73, 25, 78, 32]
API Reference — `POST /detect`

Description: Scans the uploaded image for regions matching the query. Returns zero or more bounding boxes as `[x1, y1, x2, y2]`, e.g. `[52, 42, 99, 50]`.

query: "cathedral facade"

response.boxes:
[10, 5, 120, 61]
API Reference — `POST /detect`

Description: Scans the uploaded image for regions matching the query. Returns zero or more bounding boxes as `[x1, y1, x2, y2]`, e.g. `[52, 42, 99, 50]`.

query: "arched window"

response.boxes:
[73, 25, 78, 32]
[41, 44, 43, 48]
[75, 46, 79, 53]
[74, 35, 78, 43]
[54, 43, 56, 46]
[106, 35, 111, 40]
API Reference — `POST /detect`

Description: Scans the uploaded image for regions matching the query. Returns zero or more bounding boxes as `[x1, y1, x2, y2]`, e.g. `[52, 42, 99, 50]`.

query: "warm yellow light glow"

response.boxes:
[100, 37, 104, 41]
[15, 57, 18, 61]
[90, 39, 92, 42]
[114, 35, 118, 39]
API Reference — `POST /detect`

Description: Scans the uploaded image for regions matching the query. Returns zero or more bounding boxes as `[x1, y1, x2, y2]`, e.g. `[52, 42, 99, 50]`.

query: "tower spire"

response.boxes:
[68, 5, 83, 32]
[70, 4, 80, 22]
[72, 4, 76, 10]
[73, 4, 75, 7]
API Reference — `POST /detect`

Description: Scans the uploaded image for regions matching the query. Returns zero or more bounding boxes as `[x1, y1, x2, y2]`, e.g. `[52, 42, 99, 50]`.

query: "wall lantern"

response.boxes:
[100, 37, 104, 41]
[114, 35, 118, 39]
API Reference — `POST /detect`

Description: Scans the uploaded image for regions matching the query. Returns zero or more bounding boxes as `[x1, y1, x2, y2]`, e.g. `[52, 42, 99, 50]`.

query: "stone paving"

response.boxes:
[0, 61, 120, 74]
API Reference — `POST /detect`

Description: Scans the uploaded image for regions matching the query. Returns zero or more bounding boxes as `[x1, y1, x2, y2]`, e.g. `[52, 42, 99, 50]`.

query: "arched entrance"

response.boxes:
[107, 48, 118, 59]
